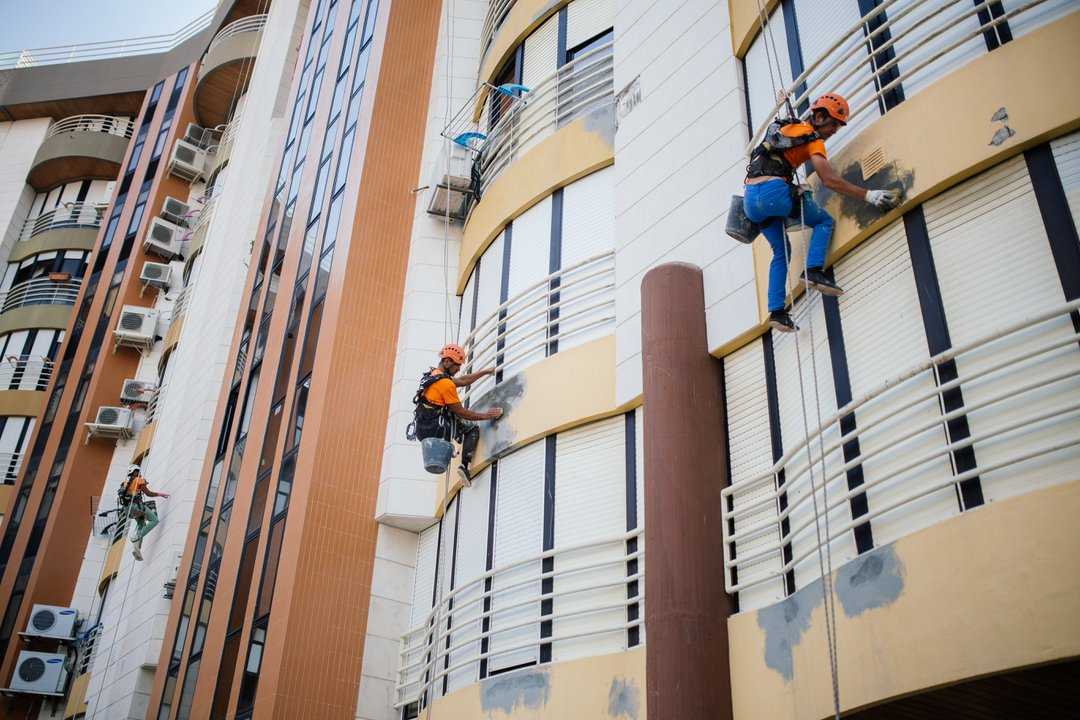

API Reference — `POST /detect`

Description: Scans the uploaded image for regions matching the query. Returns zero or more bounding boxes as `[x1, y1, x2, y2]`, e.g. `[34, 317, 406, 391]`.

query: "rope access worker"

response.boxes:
[409, 344, 503, 484]
[119, 464, 169, 561]
[744, 93, 900, 332]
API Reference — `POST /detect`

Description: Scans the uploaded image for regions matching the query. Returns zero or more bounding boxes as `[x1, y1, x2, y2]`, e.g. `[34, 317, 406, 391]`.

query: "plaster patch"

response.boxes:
[607, 677, 640, 719]
[532, 0, 563, 24]
[582, 103, 616, 145]
[756, 580, 823, 682]
[816, 160, 915, 229]
[480, 668, 550, 715]
[835, 544, 904, 617]
[475, 373, 527, 457]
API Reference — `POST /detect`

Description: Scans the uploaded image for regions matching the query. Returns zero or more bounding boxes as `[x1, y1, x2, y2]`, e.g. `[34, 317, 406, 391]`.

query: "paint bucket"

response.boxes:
[421, 437, 454, 474]
[725, 195, 759, 244]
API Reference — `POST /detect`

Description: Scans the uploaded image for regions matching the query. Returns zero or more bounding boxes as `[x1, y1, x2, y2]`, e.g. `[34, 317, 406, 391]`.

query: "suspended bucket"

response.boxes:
[725, 195, 759, 244]
[421, 437, 454, 474]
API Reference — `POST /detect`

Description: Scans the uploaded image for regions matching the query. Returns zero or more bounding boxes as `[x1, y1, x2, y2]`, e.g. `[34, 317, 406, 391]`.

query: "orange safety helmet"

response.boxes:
[810, 93, 849, 125]
[439, 343, 466, 365]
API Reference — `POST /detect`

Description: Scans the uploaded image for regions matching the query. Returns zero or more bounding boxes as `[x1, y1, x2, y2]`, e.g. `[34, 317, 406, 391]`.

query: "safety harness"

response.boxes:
[406, 369, 454, 441]
[117, 476, 141, 508]
[745, 117, 820, 183]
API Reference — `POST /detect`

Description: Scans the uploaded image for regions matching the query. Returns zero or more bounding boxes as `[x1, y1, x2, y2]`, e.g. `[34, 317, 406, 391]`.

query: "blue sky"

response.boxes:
[1, 0, 217, 51]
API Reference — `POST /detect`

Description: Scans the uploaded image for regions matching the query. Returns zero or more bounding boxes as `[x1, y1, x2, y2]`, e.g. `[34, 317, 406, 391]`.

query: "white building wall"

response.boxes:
[0, 119, 51, 264]
[613, 0, 757, 405]
[374, 0, 484, 530]
[71, 1, 310, 717]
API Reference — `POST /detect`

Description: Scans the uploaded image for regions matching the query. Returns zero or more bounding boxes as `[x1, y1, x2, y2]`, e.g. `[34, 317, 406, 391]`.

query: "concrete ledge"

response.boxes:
[63, 672, 89, 719]
[27, 131, 128, 190]
[132, 421, 155, 465]
[8, 226, 98, 263]
[97, 538, 125, 594]
[0, 391, 45, 418]
[0, 304, 74, 335]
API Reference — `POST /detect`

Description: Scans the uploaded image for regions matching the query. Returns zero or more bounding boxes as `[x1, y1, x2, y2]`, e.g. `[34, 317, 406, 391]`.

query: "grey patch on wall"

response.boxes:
[583, 102, 617, 144]
[816, 160, 915, 229]
[475, 373, 527, 458]
[835, 544, 904, 617]
[607, 677, 641, 719]
[756, 580, 824, 682]
[532, 0, 563, 24]
[480, 668, 551, 714]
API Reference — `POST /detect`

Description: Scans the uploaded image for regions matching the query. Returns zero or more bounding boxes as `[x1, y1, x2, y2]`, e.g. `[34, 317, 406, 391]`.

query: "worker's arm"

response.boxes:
[453, 367, 495, 387]
[447, 403, 502, 422]
[142, 486, 170, 499]
[810, 153, 899, 209]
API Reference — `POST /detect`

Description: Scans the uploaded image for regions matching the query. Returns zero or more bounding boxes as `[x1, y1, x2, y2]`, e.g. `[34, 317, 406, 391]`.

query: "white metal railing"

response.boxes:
[146, 384, 166, 424]
[460, 250, 615, 400]
[478, 43, 614, 194]
[172, 284, 193, 327]
[76, 622, 104, 676]
[395, 528, 644, 709]
[18, 202, 107, 242]
[207, 14, 269, 54]
[0, 9, 212, 69]
[46, 114, 134, 140]
[0, 278, 81, 314]
[479, 0, 517, 66]
[0, 451, 25, 483]
[721, 299, 1080, 597]
[0, 356, 54, 391]
[747, 0, 1059, 152]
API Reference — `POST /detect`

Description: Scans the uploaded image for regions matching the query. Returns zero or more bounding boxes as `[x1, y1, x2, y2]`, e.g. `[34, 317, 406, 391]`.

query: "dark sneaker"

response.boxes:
[800, 268, 844, 296]
[457, 464, 473, 488]
[768, 310, 798, 333]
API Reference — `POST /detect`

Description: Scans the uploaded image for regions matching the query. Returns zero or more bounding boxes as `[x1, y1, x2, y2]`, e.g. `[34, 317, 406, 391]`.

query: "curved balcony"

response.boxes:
[185, 195, 217, 276]
[194, 15, 267, 127]
[11, 202, 105, 262]
[479, 0, 518, 69]
[0, 356, 54, 392]
[28, 115, 133, 190]
[0, 278, 82, 315]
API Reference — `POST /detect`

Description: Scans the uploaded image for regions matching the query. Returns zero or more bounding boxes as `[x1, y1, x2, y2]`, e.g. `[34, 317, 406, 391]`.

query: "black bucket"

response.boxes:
[421, 437, 455, 474]
[726, 195, 759, 244]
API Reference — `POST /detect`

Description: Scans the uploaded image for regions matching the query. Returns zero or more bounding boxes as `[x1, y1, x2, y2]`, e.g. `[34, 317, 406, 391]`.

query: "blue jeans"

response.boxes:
[744, 179, 835, 312]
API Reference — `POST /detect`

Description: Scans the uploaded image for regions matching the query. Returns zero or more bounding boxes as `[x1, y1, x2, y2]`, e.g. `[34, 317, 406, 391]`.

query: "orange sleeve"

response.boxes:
[425, 378, 460, 406]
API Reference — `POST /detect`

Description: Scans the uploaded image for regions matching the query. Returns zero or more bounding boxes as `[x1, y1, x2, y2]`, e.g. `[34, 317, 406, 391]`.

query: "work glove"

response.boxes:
[865, 188, 900, 210]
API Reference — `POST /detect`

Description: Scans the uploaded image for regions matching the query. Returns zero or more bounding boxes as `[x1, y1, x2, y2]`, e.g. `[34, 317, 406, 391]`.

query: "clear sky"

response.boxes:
[0, 0, 218, 52]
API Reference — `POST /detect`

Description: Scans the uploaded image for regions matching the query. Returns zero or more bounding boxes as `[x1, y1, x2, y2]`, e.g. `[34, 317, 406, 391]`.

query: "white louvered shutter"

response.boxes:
[433, 499, 458, 696]
[558, 167, 615, 352]
[447, 469, 491, 692]
[519, 14, 560, 154]
[22, 331, 54, 391]
[503, 197, 552, 379]
[793, 0, 881, 152]
[724, 339, 785, 611]
[834, 220, 957, 547]
[743, 8, 793, 133]
[0, 331, 28, 360]
[1051, 130, 1080, 232]
[471, 235, 505, 400]
[888, 0, 985, 101]
[488, 440, 545, 672]
[1001, 0, 1076, 39]
[460, 270, 477, 339]
[0, 418, 30, 481]
[567, 0, 614, 48]
[404, 523, 439, 694]
[552, 417, 626, 661]
[772, 294, 854, 590]
[924, 156, 1080, 503]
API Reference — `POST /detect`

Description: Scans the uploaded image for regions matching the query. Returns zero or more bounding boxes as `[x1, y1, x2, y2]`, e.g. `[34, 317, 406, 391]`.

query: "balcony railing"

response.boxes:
[18, 202, 107, 243]
[721, 299, 1080, 600]
[0, 451, 25, 485]
[460, 250, 615, 401]
[207, 14, 269, 54]
[0, 278, 82, 314]
[171, 283, 194, 327]
[0, 356, 54, 391]
[394, 528, 644, 709]
[46, 114, 134, 141]
[747, 0, 1061, 152]
[479, 0, 517, 67]
[146, 384, 166, 424]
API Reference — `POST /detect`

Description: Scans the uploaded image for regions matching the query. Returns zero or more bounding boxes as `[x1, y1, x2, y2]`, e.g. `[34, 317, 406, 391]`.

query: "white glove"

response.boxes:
[865, 188, 900, 210]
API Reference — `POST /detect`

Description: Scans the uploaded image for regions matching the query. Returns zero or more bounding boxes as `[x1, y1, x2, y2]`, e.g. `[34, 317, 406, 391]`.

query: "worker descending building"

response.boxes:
[743, 93, 900, 332]
[407, 343, 503, 484]
[118, 465, 169, 561]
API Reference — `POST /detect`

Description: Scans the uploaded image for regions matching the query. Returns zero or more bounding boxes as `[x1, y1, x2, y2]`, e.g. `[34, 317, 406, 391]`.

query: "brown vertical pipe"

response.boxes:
[641, 262, 734, 719]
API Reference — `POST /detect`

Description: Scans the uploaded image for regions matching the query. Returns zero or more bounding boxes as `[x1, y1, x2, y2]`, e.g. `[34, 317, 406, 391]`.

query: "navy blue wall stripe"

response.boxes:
[556, 8, 569, 67]
[540, 436, 557, 662]
[496, 226, 512, 384]
[1025, 144, 1080, 317]
[857, 0, 905, 111]
[624, 411, 641, 644]
[976, 0, 1013, 51]
[762, 332, 796, 595]
[548, 189, 564, 356]
[780, 0, 809, 116]
[719, 358, 740, 613]
[479, 461, 498, 679]
[442, 498, 461, 694]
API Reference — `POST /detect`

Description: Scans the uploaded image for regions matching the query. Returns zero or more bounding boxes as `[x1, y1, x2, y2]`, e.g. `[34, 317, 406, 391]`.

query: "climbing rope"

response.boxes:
[751, 0, 842, 717]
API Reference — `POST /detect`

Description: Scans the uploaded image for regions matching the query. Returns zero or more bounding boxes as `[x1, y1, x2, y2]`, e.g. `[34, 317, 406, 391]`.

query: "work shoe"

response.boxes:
[769, 310, 798, 333]
[800, 268, 844, 296]
[457, 464, 473, 488]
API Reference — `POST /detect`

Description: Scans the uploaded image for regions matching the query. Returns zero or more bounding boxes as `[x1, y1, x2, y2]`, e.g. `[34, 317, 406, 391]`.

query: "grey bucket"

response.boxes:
[421, 437, 455, 474]
[726, 194, 759, 244]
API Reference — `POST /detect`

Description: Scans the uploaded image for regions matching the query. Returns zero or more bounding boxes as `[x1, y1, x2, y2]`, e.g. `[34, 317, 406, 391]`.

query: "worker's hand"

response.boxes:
[160, 493, 170, 498]
[485, 407, 503, 420]
[480, 367, 497, 376]
[865, 188, 900, 210]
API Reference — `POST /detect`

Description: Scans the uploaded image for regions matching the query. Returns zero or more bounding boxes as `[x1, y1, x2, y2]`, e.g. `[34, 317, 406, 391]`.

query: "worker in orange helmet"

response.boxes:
[407, 343, 503, 484]
[744, 92, 900, 332]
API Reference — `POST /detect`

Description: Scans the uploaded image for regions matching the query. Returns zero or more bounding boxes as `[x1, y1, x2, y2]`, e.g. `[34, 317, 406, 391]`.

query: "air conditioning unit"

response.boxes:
[85, 406, 134, 441]
[113, 306, 157, 351]
[426, 142, 475, 221]
[9, 651, 67, 696]
[160, 196, 191, 227]
[22, 605, 77, 641]
[168, 139, 208, 183]
[140, 261, 172, 291]
[184, 122, 211, 148]
[144, 218, 183, 259]
[120, 378, 157, 404]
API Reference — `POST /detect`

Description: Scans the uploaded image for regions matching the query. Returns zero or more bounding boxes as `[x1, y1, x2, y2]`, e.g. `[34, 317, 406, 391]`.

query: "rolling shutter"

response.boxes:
[924, 156, 1080, 503]
[1051, 130, 1080, 232]
[460, 270, 477, 338]
[567, 0, 614, 49]
[552, 417, 626, 661]
[724, 339, 785, 611]
[432, 498, 458, 697]
[471, 235, 505, 400]
[1001, 0, 1076, 39]
[743, 8, 793, 133]
[834, 220, 957, 547]
[447, 469, 491, 692]
[410, 524, 439, 629]
[0, 417, 31, 483]
[887, 0, 985, 101]
[558, 167, 615, 352]
[520, 14, 560, 155]
[488, 440, 545, 672]
[504, 197, 552, 379]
